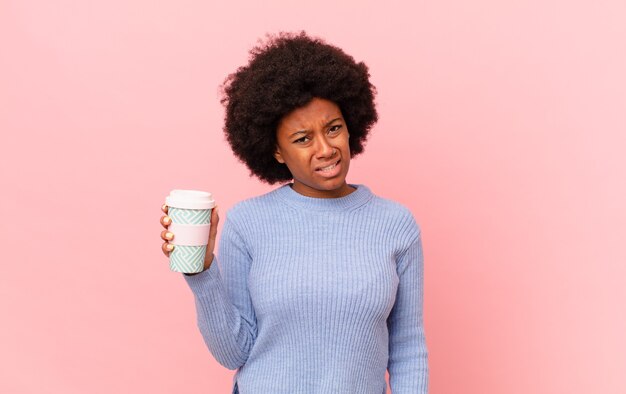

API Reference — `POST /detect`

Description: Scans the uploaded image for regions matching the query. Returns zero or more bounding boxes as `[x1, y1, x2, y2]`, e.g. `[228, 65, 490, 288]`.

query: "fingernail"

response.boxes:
[166, 232, 173, 239]
[167, 244, 174, 251]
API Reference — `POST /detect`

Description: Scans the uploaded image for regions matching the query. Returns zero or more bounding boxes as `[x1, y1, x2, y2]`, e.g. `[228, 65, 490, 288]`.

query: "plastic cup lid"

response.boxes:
[166, 189, 216, 210]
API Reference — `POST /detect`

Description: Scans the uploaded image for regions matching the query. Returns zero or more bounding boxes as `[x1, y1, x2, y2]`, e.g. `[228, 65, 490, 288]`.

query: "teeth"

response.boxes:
[318, 161, 337, 171]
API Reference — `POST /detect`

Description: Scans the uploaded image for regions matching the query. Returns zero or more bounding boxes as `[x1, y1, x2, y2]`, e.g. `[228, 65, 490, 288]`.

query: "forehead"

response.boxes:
[278, 98, 342, 129]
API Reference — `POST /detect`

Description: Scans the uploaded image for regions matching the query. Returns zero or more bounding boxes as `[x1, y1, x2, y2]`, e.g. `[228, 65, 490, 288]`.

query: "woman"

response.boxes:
[160, 31, 428, 394]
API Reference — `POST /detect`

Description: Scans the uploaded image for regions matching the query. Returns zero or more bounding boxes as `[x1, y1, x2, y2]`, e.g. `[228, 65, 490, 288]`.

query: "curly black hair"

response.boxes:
[219, 30, 378, 184]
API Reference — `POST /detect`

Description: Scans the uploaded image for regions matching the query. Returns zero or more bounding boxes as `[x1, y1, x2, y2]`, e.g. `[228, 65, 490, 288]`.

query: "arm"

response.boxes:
[182, 213, 257, 370]
[387, 232, 429, 393]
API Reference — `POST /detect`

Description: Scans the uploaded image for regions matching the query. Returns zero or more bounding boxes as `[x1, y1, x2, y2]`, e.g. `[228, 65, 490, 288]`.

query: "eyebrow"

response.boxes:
[289, 117, 343, 138]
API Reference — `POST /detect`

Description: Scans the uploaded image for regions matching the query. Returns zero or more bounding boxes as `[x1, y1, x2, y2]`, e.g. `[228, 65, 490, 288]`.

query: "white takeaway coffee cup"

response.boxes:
[165, 190, 216, 273]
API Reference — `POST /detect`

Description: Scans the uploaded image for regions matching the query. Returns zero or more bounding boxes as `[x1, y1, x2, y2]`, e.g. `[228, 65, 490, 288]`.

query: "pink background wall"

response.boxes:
[1, 0, 624, 393]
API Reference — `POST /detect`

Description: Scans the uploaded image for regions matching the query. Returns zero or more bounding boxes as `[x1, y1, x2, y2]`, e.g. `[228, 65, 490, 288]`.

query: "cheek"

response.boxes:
[287, 151, 311, 168]
[341, 137, 351, 154]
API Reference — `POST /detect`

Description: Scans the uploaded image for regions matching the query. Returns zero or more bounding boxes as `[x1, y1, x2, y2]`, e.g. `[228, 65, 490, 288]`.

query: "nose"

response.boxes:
[315, 134, 337, 159]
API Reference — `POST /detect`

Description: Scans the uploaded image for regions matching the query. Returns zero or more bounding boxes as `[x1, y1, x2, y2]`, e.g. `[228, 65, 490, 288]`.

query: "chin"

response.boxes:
[310, 177, 348, 191]
[292, 160, 350, 193]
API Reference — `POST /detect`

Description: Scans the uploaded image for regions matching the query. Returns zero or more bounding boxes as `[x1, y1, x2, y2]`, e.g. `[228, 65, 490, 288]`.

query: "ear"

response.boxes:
[274, 147, 285, 164]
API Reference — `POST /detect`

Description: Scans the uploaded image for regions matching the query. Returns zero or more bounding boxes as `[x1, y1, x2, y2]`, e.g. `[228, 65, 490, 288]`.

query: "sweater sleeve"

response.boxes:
[387, 231, 429, 393]
[182, 213, 257, 370]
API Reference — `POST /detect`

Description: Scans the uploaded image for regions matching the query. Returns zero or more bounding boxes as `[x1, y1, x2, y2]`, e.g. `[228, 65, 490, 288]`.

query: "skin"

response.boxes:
[274, 97, 355, 198]
[161, 96, 355, 271]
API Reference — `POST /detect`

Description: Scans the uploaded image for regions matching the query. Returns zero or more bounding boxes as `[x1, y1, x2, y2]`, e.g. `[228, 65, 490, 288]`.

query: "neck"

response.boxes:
[275, 183, 373, 212]
[290, 181, 356, 199]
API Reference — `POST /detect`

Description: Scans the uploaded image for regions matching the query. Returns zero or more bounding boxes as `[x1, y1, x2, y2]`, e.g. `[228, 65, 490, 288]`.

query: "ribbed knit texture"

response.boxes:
[183, 183, 428, 394]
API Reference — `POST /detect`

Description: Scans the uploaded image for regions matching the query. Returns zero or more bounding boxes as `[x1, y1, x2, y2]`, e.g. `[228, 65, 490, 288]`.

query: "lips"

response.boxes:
[315, 159, 340, 171]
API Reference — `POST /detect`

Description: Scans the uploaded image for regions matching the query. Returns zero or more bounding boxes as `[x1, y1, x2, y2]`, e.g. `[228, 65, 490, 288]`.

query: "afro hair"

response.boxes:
[219, 30, 378, 184]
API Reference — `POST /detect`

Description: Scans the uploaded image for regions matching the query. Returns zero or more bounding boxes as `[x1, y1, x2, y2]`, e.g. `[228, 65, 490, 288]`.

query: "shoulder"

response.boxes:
[222, 186, 285, 224]
[367, 188, 422, 243]
[370, 194, 418, 221]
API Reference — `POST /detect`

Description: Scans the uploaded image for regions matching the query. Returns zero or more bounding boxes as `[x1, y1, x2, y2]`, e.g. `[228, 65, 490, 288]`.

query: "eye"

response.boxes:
[294, 136, 310, 144]
[293, 125, 342, 144]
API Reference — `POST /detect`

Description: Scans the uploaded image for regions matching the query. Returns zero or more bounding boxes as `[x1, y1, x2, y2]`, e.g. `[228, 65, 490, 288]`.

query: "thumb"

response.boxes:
[208, 206, 219, 242]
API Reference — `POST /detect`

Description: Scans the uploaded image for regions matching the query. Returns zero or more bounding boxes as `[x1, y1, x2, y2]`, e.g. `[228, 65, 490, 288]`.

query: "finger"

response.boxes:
[162, 241, 174, 256]
[161, 204, 169, 213]
[208, 207, 219, 241]
[160, 215, 172, 228]
[160, 229, 174, 241]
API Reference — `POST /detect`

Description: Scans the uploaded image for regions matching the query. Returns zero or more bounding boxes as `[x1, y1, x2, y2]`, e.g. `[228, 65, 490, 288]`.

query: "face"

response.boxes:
[274, 97, 354, 198]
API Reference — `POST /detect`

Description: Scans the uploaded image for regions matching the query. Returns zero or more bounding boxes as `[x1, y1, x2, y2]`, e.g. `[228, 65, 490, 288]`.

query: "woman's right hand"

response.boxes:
[160, 204, 220, 272]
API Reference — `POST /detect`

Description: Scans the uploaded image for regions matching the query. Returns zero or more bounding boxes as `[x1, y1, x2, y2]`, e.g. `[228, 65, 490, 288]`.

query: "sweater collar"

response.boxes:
[275, 182, 373, 212]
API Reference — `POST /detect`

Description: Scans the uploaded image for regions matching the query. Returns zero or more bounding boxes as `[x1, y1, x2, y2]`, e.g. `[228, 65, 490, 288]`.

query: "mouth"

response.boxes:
[315, 159, 342, 178]
[315, 159, 340, 172]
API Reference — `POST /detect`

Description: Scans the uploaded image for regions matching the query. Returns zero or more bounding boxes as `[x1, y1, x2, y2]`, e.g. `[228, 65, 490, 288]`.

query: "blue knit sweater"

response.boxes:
[183, 183, 428, 393]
